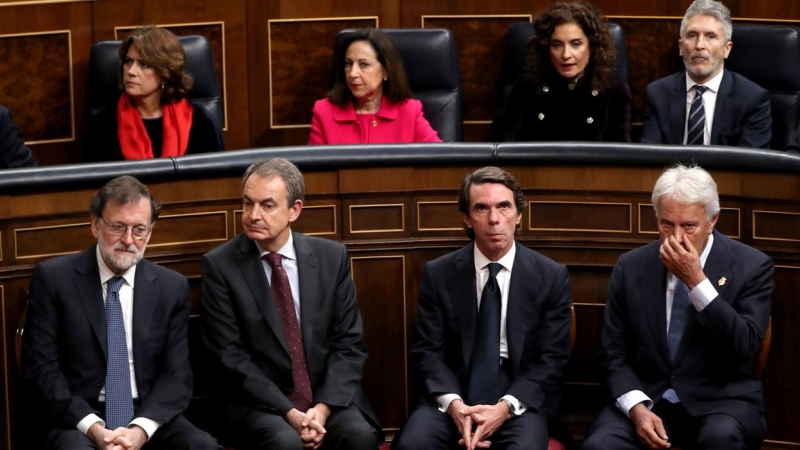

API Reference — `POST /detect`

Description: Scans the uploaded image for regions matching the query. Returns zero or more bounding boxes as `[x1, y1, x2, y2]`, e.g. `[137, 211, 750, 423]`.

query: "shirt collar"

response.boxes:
[256, 232, 297, 261]
[698, 231, 714, 268]
[95, 244, 137, 288]
[685, 69, 724, 94]
[473, 242, 516, 273]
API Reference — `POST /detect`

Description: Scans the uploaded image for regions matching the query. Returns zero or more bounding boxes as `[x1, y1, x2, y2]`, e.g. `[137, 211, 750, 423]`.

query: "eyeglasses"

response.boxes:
[100, 217, 151, 238]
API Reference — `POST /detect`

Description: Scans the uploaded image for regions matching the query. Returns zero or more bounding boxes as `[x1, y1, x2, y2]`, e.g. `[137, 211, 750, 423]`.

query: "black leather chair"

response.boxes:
[86, 35, 224, 132]
[498, 22, 629, 110]
[725, 24, 800, 150]
[335, 28, 463, 142]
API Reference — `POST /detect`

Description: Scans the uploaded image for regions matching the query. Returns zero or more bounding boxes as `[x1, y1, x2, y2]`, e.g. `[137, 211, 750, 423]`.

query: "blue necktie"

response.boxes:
[105, 276, 134, 428]
[467, 263, 502, 406]
[663, 280, 691, 403]
[686, 85, 707, 145]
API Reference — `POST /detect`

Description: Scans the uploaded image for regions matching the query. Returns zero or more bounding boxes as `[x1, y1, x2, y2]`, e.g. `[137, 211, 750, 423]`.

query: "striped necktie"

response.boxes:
[686, 85, 708, 145]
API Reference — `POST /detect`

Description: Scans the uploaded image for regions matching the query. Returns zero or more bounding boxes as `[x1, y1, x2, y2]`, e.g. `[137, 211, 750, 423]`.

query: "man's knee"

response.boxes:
[181, 429, 219, 450]
[697, 414, 748, 450]
[325, 407, 379, 450]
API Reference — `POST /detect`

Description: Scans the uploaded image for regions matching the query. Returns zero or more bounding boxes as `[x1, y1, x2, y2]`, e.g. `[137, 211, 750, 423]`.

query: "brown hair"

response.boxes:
[458, 166, 527, 240]
[328, 29, 412, 108]
[526, 2, 615, 91]
[89, 175, 161, 223]
[118, 26, 194, 104]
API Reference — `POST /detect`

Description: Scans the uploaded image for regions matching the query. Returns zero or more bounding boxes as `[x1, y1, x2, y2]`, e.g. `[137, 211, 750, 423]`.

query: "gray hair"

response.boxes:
[680, 0, 733, 42]
[242, 158, 305, 206]
[652, 164, 720, 220]
[89, 175, 161, 223]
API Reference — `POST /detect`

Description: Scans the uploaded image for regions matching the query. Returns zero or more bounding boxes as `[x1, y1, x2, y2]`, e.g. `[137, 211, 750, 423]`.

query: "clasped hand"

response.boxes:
[287, 403, 330, 449]
[447, 399, 511, 449]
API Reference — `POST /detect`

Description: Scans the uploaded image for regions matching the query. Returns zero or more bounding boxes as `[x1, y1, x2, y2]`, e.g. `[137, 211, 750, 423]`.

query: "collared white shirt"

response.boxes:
[437, 243, 527, 416]
[616, 234, 719, 417]
[683, 70, 724, 145]
[77, 247, 160, 439]
[256, 233, 301, 325]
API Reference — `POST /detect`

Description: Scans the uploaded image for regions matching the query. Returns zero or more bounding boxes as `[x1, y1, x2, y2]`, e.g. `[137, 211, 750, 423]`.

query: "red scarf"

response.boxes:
[117, 94, 193, 160]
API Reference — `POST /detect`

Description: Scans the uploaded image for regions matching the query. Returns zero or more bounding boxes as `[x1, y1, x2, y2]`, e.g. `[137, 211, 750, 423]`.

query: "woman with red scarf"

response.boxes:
[84, 26, 223, 162]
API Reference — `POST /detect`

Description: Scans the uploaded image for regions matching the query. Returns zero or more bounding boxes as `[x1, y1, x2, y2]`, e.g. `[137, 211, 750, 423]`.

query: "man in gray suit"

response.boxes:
[201, 158, 382, 450]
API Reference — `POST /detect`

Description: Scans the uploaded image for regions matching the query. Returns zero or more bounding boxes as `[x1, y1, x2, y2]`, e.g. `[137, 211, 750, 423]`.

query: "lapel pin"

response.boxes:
[718, 277, 726, 286]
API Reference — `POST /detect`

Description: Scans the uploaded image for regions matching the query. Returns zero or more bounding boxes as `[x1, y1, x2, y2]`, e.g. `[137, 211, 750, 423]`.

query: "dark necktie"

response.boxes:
[466, 262, 502, 406]
[663, 279, 691, 403]
[264, 252, 313, 411]
[105, 276, 134, 429]
[686, 85, 708, 145]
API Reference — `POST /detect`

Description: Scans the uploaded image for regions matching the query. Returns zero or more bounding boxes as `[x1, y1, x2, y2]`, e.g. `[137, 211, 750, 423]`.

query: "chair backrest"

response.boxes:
[754, 317, 772, 378]
[499, 22, 629, 110]
[86, 35, 223, 131]
[725, 24, 800, 150]
[335, 28, 463, 142]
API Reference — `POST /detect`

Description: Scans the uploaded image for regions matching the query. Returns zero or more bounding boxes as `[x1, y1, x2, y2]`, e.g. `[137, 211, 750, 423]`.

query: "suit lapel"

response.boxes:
[446, 246, 478, 367]
[669, 74, 688, 145]
[638, 243, 670, 369]
[293, 232, 318, 354]
[132, 260, 157, 383]
[711, 69, 732, 145]
[506, 248, 538, 372]
[73, 247, 108, 357]
[237, 235, 289, 354]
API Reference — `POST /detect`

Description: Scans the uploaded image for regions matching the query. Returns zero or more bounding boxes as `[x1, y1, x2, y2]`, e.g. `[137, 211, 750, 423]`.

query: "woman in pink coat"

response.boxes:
[309, 29, 442, 145]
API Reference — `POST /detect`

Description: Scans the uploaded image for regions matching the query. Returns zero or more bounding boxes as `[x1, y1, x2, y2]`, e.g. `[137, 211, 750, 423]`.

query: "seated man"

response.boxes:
[583, 164, 772, 450]
[640, 0, 772, 148]
[393, 166, 573, 450]
[22, 176, 218, 450]
[0, 105, 36, 168]
[201, 157, 382, 449]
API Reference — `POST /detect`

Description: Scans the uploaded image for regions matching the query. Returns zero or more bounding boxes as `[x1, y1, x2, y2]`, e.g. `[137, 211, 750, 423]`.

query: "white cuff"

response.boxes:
[130, 417, 161, 440]
[615, 390, 652, 418]
[436, 393, 462, 412]
[689, 278, 717, 311]
[500, 395, 527, 416]
[77, 414, 104, 435]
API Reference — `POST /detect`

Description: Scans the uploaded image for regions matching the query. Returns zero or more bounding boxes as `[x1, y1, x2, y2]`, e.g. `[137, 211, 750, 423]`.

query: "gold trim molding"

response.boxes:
[417, 201, 460, 231]
[529, 201, 632, 233]
[752, 209, 800, 242]
[349, 203, 405, 234]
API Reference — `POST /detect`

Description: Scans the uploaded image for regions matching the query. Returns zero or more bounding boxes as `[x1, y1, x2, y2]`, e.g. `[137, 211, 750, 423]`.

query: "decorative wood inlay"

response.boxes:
[0, 230, 3, 261]
[529, 201, 632, 233]
[268, 17, 378, 128]
[349, 204, 404, 233]
[350, 255, 407, 429]
[115, 22, 228, 130]
[417, 201, 462, 231]
[639, 204, 741, 239]
[753, 210, 800, 242]
[15, 222, 92, 259]
[0, 286, 7, 450]
[422, 15, 532, 123]
[294, 205, 337, 235]
[148, 211, 229, 247]
[0, 30, 74, 144]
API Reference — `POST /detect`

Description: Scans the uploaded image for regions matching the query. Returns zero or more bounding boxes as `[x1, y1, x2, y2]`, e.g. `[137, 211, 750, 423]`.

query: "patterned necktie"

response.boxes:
[263, 252, 313, 411]
[686, 85, 708, 145]
[467, 262, 502, 406]
[105, 276, 134, 428]
[663, 279, 691, 403]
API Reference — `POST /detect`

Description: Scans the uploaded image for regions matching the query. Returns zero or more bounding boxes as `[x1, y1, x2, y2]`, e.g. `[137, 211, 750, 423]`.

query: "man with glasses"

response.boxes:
[22, 175, 218, 450]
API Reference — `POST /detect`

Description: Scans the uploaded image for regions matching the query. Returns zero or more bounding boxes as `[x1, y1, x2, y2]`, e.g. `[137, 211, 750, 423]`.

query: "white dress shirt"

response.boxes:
[77, 247, 160, 439]
[437, 242, 527, 416]
[615, 234, 718, 417]
[683, 70, 724, 145]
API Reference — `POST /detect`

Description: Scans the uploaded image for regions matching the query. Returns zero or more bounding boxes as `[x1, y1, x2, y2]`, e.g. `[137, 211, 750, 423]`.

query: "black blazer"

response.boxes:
[600, 231, 772, 439]
[640, 69, 772, 148]
[487, 76, 632, 143]
[22, 246, 193, 429]
[201, 232, 382, 438]
[0, 105, 36, 168]
[410, 243, 572, 416]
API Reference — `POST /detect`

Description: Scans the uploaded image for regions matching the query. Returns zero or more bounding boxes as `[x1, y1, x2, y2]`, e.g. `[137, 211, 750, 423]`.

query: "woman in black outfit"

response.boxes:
[488, 2, 631, 143]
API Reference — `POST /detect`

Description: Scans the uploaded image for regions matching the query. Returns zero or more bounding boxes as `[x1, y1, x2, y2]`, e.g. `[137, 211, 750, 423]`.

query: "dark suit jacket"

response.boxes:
[410, 243, 572, 416]
[0, 105, 36, 169]
[487, 76, 632, 143]
[22, 246, 193, 429]
[600, 231, 772, 437]
[201, 232, 381, 437]
[640, 69, 772, 149]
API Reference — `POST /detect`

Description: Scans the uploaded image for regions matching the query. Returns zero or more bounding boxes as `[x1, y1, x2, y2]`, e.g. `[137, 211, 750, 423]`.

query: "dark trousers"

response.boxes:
[583, 401, 764, 450]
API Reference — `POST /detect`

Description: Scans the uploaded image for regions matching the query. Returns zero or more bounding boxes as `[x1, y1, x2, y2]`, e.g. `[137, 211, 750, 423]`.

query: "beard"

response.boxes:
[98, 231, 146, 273]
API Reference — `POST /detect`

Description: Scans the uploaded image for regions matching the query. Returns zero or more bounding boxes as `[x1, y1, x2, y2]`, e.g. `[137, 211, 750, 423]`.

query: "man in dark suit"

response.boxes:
[393, 166, 573, 450]
[201, 158, 382, 449]
[583, 164, 772, 450]
[0, 105, 36, 168]
[22, 176, 218, 449]
[640, 0, 772, 149]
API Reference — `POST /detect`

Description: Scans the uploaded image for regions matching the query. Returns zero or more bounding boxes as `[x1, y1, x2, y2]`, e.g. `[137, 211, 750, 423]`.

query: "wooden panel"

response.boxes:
[639, 204, 741, 238]
[530, 201, 632, 233]
[268, 17, 377, 128]
[14, 221, 93, 259]
[349, 204, 405, 234]
[149, 211, 229, 247]
[753, 210, 800, 242]
[351, 255, 407, 431]
[416, 200, 461, 231]
[422, 15, 531, 123]
[293, 204, 338, 235]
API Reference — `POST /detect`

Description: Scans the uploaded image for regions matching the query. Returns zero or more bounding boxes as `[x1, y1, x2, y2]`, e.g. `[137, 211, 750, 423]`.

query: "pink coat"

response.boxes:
[308, 97, 442, 145]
